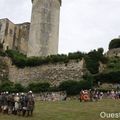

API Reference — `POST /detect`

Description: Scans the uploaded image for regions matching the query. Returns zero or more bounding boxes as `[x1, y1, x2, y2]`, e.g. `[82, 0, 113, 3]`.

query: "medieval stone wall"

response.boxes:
[17, 22, 30, 54]
[106, 48, 120, 57]
[27, 0, 61, 57]
[0, 18, 30, 55]
[0, 57, 9, 83]
[0, 19, 7, 44]
[8, 59, 87, 86]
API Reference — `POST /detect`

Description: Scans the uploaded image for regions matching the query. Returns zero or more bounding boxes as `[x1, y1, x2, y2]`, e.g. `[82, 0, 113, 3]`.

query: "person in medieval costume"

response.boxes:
[26, 91, 35, 116]
[20, 92, 28, 116]
[0, 92, 3, 113]
[2, 92, 9, 114]
[14, 93, 20, 115]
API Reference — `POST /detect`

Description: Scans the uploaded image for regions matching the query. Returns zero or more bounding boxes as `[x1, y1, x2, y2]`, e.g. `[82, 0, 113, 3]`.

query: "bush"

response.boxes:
[0, 82, 25, 93]
[49, 86, 60, 92]
[85, 55, 100, 74]
[59, 80, 80, 95]
[59, 80, 92, 95]
[0, 51, 6, 57]
[27, 82, 50, 93]
[107, 57, 120, 72]
[83, 73, 94, 88]
[13, 83, 25, 93]
[0, 82, 14, 92]
[68, 51, 84, 60]
[94, 71, 120, 83]
[0, 43, 3, 49]
[84, 49, 105, 74]
[109, 38, 120, 50]
[5, 50, 69, 68]
[5, 49, 106, 75]
[6, 50, 27, 68]
[0, 82, 51, 93]
[48, 54, 69, 63]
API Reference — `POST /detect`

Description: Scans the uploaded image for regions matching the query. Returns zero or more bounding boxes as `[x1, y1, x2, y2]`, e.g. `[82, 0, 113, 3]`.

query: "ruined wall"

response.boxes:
[17, 22, 30, 54]
[6, 19, 15, 50]
[0, 18, 30, 55]
[0, 19, 6, 44]
[0, 57, 9, 83]
[0, 18, 16, 50]
[106, 48, 120, 57]
[8, 59, 87, 86]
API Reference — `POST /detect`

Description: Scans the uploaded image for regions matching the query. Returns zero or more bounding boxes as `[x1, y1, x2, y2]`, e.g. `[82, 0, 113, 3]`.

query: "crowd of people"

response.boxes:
[0, 89, 120, 118]
[79, 89, 120, 102]
[106, 89, 120, 99]
[0, 91, 35, 117]
[39, 91, 67, 101]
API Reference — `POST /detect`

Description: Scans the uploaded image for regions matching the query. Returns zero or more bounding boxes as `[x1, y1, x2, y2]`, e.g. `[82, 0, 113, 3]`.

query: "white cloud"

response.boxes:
[0, 0, 32, 23]
[59, 0, 120, 53]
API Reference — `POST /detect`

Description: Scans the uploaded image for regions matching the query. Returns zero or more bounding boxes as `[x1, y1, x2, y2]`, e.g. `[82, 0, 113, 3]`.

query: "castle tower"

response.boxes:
[27, 0, 61, 57]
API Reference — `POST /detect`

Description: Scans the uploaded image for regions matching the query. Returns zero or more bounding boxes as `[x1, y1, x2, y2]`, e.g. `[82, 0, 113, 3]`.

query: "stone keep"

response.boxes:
[27, 0, 61, 57]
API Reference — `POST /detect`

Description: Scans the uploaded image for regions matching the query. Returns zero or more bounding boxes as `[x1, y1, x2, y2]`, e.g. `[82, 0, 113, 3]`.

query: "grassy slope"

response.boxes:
[0, 99, 120, 120]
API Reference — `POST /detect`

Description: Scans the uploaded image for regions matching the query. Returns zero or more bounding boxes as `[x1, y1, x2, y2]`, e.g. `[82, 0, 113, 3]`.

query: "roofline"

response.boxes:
[0, 18, 30, 26]
[0, 18, 15, 25]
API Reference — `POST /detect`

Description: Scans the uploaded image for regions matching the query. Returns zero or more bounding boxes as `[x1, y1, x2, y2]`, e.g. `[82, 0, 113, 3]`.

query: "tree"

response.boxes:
[109, 38, 120, 50]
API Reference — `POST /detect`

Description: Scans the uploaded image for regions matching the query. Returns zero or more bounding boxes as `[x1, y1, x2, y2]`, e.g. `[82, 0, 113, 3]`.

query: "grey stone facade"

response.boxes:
[8, 59, 87, 86]
[106, 48, 120, 58]
[0, 18, 30, 54]
[0, 57, 9, 83]
[27, 0, 61, 57]
[0, 0, 61, 57]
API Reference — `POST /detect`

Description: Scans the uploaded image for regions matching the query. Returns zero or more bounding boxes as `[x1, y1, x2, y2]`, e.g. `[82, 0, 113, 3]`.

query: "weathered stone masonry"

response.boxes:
[0, 57, 9, 83]
[0, 18, 30, 55]
[28, 0, 61, 57]
[8, 59, 87, 86]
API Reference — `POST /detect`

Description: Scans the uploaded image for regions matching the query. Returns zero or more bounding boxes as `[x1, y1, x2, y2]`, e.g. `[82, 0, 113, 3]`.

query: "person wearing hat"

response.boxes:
[0, 92, 2, 113]
[14, 93, 20, 115]
[26, 91, 35, 116]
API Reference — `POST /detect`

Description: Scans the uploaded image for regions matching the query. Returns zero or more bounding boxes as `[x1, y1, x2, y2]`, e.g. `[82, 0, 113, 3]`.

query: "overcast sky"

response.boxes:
[0, 0, 120, 54]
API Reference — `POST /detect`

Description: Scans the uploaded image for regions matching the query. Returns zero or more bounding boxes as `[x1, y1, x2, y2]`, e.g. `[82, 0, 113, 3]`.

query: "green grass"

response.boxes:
[0, 99, 120, 120]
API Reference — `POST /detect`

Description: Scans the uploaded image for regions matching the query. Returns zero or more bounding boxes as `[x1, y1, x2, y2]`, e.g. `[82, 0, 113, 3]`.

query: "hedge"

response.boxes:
[0, 82, 51, 93]
[0, 78, 93, 95]
[109, 38, 120, 50]
[94, 71, 120, 83]
[27, 82, 50, 93]
[0, 51, 6, 57]
[59, 79, 93, 95]
[5, 49, 106, 75]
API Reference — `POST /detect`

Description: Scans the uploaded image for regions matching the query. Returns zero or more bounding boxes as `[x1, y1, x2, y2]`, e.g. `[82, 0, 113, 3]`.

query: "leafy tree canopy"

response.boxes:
[109, 38, 120, 50]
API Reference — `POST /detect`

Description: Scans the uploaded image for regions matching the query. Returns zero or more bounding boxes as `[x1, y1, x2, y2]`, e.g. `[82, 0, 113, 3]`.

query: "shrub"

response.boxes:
[59, 80, 92, 95]
[49, 86, 60, 92]
[106, 57, 120, 72]
[5, 50, 69, 68]
[84, 48, 106, 74]
[83, 73, 94, 88]
[109, 38, 120, 50]
[27, 82, 50, 93]
[0, 43, 3, 49]
[0, 82, 14, 92]
[94, 71, 120, 83]
[0, 51, 6, 57]
[68, 51, 84, 60]
[13, 83, 25, 93]
[59, 80, 80, 95]
[5, 49, 106, 75]
[0, 82, 25, 93]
